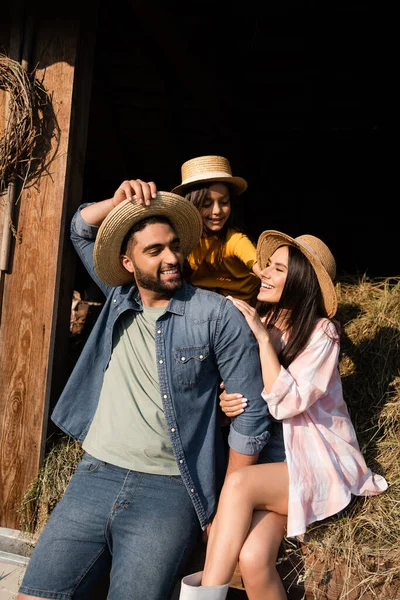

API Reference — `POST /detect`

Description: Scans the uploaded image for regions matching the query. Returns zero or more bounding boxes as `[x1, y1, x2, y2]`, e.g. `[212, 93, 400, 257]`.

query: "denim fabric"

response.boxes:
[258, 421, 286, 464]
[51, 206, 271, 530]
[19, 454, 200, 599]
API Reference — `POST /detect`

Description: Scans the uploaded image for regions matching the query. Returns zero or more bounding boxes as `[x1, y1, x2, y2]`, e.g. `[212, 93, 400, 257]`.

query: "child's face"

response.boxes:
[200, 183, 231, 234]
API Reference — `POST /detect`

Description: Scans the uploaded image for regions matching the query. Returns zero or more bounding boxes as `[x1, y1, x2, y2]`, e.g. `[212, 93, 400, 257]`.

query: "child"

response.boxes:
[171, 155, 261, 305]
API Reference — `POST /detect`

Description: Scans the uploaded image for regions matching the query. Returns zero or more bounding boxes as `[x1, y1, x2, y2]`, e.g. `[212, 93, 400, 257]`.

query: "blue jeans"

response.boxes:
[258, 422, 286, 464]
[19, 453, 200, 599]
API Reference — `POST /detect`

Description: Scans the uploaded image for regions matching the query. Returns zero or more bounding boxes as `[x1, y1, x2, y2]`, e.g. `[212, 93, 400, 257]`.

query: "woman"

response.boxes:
[179, 230, 388, 600]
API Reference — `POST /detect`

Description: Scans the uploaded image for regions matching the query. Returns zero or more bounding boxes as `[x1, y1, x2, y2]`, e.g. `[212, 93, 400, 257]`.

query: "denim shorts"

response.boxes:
[19, 453, 200, 599]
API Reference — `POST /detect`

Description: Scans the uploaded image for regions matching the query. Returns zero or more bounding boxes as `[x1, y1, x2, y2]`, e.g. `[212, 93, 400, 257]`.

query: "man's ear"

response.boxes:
[120, 254, 135, 275]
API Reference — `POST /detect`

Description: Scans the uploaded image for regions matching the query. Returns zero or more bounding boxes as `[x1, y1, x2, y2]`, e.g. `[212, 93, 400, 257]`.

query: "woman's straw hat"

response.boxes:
[94, 192, 203, 287]
[171, 155, 248, 196]
[257, 230, 338, 318]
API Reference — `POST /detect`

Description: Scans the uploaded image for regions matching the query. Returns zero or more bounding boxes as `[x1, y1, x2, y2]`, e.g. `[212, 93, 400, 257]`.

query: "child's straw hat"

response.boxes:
[171, 155, 248, 196]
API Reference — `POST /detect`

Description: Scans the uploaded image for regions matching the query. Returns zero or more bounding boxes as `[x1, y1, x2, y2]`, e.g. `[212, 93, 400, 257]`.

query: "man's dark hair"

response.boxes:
[120, 215, 175, 254]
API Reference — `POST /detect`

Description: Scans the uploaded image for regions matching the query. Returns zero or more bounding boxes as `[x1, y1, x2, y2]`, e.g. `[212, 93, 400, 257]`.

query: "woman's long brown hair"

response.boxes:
[257, 246, 340, 368]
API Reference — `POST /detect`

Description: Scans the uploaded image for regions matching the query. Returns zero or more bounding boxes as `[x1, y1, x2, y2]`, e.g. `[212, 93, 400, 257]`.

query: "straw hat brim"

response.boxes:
[171, 175, 248, 196]
[256, 230, 338, 318]
[94, 192, 203, 287]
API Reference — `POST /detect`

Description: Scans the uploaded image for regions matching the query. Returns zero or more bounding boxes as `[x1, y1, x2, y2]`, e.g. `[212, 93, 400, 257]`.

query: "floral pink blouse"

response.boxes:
[261, 318, 388, 538]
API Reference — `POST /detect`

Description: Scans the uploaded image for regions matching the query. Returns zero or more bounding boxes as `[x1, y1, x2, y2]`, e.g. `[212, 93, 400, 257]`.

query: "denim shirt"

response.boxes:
[51, 205, 271, 529]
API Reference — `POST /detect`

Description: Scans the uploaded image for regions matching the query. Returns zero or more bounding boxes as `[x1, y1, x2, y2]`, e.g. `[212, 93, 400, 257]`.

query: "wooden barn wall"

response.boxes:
[0, 7, 97, 529]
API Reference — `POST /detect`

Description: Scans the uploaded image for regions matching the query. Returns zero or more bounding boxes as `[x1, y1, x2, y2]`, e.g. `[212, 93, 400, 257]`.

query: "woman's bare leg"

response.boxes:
[17, 595, 46, 600]
[239, 510, 287, 600]
[202, 462, 288, 586]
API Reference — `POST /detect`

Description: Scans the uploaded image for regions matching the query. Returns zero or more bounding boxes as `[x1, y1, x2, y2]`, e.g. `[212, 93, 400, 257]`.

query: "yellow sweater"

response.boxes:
[187, 229, 260, 303]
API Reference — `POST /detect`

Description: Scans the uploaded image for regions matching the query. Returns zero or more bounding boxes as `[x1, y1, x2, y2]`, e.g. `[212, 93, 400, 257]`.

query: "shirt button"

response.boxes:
[179, 459, 183, 464]
[157, 330, 161, 334]
[163, 394, 167, 399]
[159, 360, 163, 364]
[199, 354, 204, 359]
[171, 428, 176, 432]
[113, 299, 117, 303]
[181, 356, 185, 361]
[190, 488, 194, 493]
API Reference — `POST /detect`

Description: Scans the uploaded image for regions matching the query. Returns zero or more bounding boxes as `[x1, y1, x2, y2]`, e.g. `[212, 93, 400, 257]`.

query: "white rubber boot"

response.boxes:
[179, 571, 229, 600]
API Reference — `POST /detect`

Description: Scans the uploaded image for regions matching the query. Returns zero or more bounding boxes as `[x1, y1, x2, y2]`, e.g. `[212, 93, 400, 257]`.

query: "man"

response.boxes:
[18, 181, 271, 600]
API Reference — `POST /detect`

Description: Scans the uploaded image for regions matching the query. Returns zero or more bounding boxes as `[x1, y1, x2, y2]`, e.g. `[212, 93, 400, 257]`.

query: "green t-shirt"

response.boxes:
[83, 305, 179, 475]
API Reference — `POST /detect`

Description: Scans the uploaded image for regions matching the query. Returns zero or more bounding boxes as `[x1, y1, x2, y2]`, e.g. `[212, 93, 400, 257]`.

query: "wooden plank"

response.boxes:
[0, 10, 97, 528]
[0, 84, 5, 259]
[0, 9, 20, 310]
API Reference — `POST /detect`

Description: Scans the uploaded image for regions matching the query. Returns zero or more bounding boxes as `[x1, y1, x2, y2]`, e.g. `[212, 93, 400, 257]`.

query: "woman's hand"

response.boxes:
[219, 381, 247, 418]
[227, 296, 269, 343]
[112, 179, 158, 207]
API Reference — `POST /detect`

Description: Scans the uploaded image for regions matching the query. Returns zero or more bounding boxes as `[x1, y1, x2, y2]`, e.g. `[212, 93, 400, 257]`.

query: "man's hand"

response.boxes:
[112, 179, 158, 207]
[80, 179, 158, 226]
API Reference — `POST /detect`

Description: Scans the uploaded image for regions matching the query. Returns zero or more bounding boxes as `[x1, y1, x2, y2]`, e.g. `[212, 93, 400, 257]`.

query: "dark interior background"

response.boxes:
[80, 0, 396, 292]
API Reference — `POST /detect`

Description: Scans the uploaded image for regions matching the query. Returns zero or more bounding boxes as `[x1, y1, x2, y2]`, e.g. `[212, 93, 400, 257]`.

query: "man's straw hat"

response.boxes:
[171, 155, 248, 196]
[256, 230, 338, 318]
[94, 192, 203, 287]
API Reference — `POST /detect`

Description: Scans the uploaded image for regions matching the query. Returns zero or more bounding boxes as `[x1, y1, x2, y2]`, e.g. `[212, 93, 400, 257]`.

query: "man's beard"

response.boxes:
[134, 263, 183, 295]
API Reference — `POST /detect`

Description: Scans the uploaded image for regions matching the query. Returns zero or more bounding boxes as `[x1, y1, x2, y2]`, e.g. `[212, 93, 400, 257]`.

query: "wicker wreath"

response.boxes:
[0, 53, 60, 194]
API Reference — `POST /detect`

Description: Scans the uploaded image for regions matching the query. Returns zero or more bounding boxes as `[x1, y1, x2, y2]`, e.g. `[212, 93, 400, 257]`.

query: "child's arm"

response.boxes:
[252, 261, 262, 278]
[230, 233, 260, 276]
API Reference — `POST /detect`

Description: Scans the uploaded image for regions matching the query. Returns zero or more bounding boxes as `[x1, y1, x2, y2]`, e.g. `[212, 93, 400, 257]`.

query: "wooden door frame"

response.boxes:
[0, 4, 98, 529]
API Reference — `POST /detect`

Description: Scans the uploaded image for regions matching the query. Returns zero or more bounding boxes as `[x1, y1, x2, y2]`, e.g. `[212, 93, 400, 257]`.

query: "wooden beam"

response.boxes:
[0, 9, 97, 528]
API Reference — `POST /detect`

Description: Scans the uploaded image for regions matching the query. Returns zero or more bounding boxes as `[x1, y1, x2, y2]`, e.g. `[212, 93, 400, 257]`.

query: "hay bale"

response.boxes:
[18, 435, 83, 539]
[301, 276, 400, 599]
